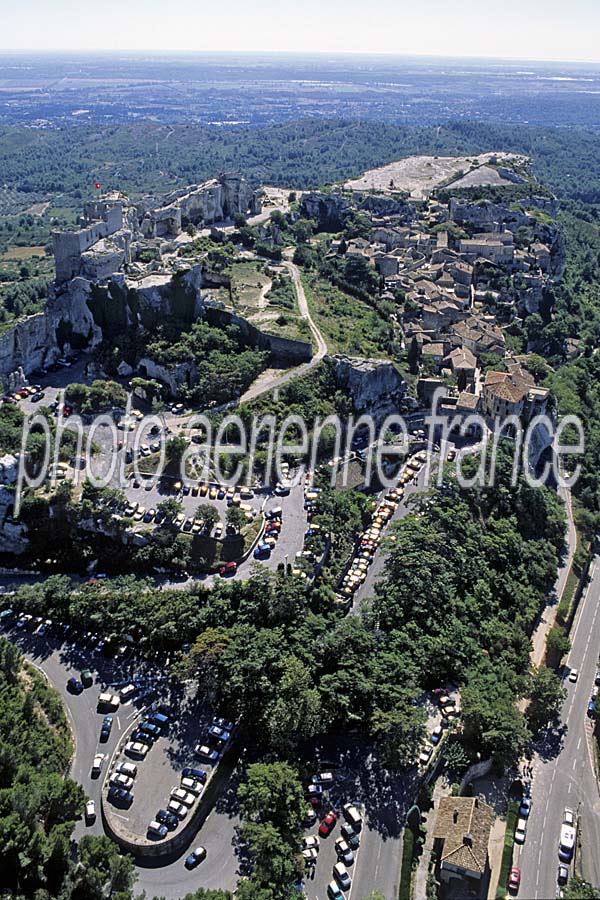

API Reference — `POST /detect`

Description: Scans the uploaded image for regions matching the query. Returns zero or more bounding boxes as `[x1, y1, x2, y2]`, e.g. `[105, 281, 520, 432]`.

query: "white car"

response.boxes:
[303, 835, 320, 850]
[514, 818, 527, 844]
[181, 776, 202, 794]
[335, 837, 355, 865]
[568, 668, 579, 683]
[333, 861, 352, 890]
[91, 753, 105, 775]
[171, 787, 196, 806]
[419, 747, 433, 766]
[85, 800, 96, 822]
[167, 799, 188, 819]
[110, 773, 134, 790]
[563, 807, 575, 827]
[125, 741, 149, 758]
[97, 692, 120, 710]
[120, 684, 136, 702]
[115, 761, 137, 777]
[302, 847, 318, 863]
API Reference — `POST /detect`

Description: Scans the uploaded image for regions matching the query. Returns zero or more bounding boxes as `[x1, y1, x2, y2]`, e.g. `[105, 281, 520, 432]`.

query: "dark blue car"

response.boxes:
[182, 767, 207, 782]
[67, 677, 83, 694]
[100, 715, 113, 741]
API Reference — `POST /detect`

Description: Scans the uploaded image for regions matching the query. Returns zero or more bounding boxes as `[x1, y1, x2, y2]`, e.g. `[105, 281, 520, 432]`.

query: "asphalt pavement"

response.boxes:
[517, 555, 600, 898]
[2, 624, 241, 899]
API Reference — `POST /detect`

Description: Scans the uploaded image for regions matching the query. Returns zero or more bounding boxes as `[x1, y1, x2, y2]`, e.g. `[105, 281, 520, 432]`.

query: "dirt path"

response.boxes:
[239, 260, 327, 403]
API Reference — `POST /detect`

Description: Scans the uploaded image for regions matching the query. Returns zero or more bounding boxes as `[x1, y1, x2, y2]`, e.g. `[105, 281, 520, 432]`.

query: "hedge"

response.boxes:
[399, 826, 416, 900]
[496, 799, 520, 898]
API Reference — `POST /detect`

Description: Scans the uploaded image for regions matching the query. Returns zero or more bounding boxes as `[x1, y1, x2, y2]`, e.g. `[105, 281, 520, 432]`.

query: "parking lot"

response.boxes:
[297, 738, 421, 900]
[1, 618, 241, 898]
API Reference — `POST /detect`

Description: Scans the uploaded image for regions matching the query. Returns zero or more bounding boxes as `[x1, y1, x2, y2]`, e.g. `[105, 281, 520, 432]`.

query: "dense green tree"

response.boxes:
[527, 665, 566, 733]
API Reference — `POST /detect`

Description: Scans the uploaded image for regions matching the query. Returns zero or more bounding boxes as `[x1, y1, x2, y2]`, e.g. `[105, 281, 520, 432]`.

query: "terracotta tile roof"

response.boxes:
[433, 796, 493, 876]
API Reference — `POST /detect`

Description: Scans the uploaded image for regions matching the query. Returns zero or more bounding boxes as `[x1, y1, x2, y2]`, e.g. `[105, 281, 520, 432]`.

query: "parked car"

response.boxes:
[195, 744, 220, 762]
[182, 766, 207, 782]
[181, 776, 203, 794]
[333, 861, 351, 890]
[519, 796, 531, 818]
[80, 668, 93, 687]
[302, 847, 318, 864]
[312, 771, 335, 785]
[156, 808, 179, 830]
[185, 846, 207, 869]
[559, 823, 576, 860]
[327, 882, 344, 900]
[431, 724, 443, 745]
[115, 761, 137, 778]
[120, 683, 137, 702]
[171, 787, 196, 806]
[208, 724, 231, 743]
[340, 823, 360, 848]
[219, 561, 237, 577]
[212, 716, 234, 731]
[563, 807, 575, 827]
[147, 820, 168, 839]
[97, 692, 120, 710]
[167, 800, 188, 819]
[125, 741, 149, 758]
[140, 721, 162, 738]
[303, 835, 320, 851]
[319, 811, 337, 837]
[254, 543, 272, 559]
[110, 773, 134, 791]
[108, 786, 133, 807]
[507, 866, 521, 893]
[514, 818, 527, 844]
[335, 837, 354, 865]
[343, 803, 363, 830]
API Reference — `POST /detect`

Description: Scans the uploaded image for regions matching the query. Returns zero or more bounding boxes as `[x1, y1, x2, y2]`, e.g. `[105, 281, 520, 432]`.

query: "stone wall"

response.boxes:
[203, 304, 313, 364]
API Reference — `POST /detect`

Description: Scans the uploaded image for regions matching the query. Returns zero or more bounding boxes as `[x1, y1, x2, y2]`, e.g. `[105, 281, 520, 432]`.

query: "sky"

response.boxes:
[2, 0, 600, 62]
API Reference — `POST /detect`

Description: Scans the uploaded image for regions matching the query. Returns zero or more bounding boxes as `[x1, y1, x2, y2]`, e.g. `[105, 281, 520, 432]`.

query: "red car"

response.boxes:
[318, 811, 337, 837]
[508, 866, 521, 894]
[219, 561, 237, 577]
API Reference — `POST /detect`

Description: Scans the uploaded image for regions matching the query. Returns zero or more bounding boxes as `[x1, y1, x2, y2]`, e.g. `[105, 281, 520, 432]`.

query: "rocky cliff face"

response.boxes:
[333, 355, 407, 423]
[301, 192, 350, 231]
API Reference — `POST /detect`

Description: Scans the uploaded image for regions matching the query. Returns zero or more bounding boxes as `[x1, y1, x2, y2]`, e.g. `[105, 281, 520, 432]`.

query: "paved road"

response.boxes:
[2, 625, 241, 899]
[303, 743, 419, 900]
[517, 555, 600, 898]
[351, 458, 432, 614]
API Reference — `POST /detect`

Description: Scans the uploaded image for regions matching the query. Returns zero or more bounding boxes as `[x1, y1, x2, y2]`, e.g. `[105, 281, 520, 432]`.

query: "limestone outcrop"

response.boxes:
[332, 355, 407, 423]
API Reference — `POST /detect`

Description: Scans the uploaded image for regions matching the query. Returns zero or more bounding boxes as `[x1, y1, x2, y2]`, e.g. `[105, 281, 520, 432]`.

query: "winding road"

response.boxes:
[239, 259, 328, 403]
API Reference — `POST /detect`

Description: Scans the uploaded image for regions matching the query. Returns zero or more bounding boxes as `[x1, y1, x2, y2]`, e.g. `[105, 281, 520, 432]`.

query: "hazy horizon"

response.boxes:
[3, 0, 600, 63]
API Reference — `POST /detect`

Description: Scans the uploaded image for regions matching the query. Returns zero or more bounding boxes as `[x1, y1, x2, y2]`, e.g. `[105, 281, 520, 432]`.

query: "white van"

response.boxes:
[343, 803, 363, 830]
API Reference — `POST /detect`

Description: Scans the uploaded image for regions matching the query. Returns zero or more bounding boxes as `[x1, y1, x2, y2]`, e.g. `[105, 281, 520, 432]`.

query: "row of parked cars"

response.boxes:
[305, 802, 364, 898]
[335, 451, 427, 606]
[254, 506, 284, 560]
[105, 704, 172, 810]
